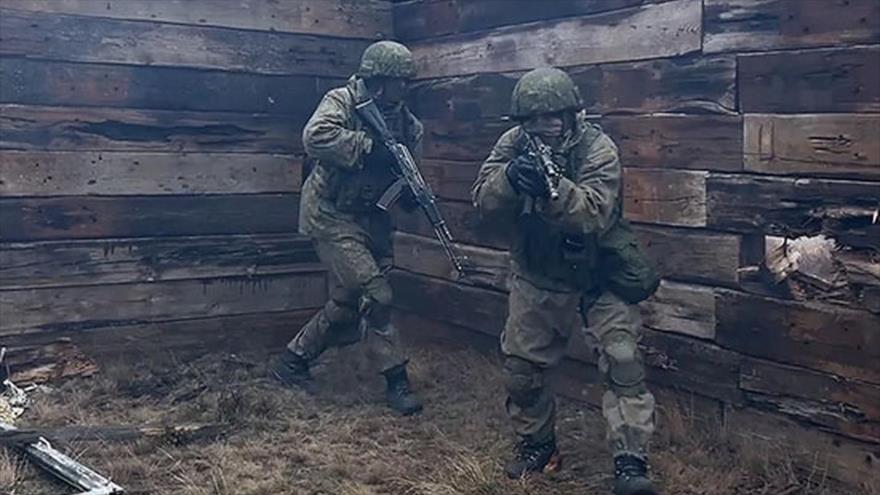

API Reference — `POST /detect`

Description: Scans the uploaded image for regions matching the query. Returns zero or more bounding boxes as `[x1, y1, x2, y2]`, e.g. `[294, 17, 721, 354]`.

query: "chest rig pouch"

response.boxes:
[331, 105, 410, 213]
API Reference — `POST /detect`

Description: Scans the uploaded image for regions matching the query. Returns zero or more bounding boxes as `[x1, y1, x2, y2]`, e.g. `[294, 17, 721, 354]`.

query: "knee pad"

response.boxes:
[503, 356, 543, 408]
[360, 276, 393, 327]
[603, 331, 646, 397]
[325, 298, 359, 325]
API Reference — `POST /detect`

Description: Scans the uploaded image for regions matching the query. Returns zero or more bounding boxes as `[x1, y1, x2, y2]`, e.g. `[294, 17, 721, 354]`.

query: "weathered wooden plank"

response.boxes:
[394, 199, 509, 250]
[623, 169, 708, 227]
[3, 0, 391, 39]
[603, 115, 743, 171]
[394, 0, 664, 41]
[641, 281, 716, 340]
[633, 224, 742, 286]
[3, 340, 98, 385]
[706, 173, 880, 249]
[420, 117, 510, 162]
[410, 55, 736, 124]
[0, 151, 301, 197]
[418, 159, 480, 202]
[0, 58, 337, 115]
[743, 114, 880, 179]
[715, 289, 880, 384]
[640, 329, 742, 403]
[0, 104, 301, 153]
[0, 234, 320, 290]
[839, 249, 880, 314]
[704, 0, 880, 53]
[0, 9, 369, 77]
[3, 310, 317, 361]
[726, 407, 879, 490]
[741, 357, 880, 443]
[393, 232, 511, 292]
[390, 269, 507, 337]
[0, 194, 300, 242]
[409, 0, 701, 79]
[0, 271, 327, 334]
[0, 423, 227, 446]
[739, 46, 880, 114]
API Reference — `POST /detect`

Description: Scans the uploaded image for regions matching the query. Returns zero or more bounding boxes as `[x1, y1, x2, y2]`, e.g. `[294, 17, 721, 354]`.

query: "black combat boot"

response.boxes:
[613, 454, 658, 495]
[504, 437, 562, 479]
[269, 350, 318, 395]
[382, 364, 423, 416]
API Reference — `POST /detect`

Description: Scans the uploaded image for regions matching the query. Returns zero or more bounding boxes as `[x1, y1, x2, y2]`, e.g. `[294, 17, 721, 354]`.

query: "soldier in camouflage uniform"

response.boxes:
[472, 68, 661, 494]
[270, 41, 423, 416]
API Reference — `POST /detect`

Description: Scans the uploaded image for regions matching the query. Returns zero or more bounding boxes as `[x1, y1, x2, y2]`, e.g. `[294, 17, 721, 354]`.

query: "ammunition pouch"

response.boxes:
[598, 220, 660, 304]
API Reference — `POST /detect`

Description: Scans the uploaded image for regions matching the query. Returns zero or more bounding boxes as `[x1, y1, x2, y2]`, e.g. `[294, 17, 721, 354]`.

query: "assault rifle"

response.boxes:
[354, 95, 470, 276]
[518, 131, 561, 213]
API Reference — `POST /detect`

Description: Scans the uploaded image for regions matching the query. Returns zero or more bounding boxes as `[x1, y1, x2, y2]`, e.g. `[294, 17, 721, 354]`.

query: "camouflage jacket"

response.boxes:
[472, 112, 656, 298]
[299, 77, 424, 244]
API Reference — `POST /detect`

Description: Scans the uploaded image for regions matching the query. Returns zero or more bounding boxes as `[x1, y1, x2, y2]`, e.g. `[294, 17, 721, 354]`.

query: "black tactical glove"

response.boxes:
[505, 154, 549, 198]
[363, 139, 395, 168]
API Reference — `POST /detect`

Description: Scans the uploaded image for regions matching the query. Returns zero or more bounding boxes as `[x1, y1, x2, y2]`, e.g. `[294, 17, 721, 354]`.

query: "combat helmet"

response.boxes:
[358, 41, 416, 79]
[510, 67, 582, 119]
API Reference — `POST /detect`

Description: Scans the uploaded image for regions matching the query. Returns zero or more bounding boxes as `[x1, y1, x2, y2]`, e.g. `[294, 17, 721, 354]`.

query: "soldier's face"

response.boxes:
[378, 78, 407, 104]
[525, 112, 564, 139]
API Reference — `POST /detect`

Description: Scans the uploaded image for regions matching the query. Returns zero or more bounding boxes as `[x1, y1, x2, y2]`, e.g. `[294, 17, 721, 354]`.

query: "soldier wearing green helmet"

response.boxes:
[269, 40, 423, 416]
[472, 67, 660, 494]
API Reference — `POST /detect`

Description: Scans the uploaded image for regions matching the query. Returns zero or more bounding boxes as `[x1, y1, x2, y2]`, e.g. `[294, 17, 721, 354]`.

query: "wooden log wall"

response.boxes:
[0, 1, 394, 369]
[391, 0, 880, 490]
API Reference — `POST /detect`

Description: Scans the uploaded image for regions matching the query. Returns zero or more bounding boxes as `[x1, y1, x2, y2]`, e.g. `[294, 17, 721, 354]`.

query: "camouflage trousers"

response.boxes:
[501, 275, 655, 458]
[286, 236, 407, 373]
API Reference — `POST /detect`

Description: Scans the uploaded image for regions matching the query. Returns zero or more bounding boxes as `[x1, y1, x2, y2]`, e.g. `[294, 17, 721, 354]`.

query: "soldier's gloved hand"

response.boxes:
[363, 139, 395, 168]
[505, 155, 549, 198]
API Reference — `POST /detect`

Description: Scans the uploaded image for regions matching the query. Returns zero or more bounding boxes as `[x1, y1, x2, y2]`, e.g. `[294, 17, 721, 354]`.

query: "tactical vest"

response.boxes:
[516, 125, 659, 303]
[321, 104, 414, 213]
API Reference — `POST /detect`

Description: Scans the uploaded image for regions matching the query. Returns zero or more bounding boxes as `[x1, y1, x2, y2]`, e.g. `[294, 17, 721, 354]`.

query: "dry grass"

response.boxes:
[1, 344, 868, 495]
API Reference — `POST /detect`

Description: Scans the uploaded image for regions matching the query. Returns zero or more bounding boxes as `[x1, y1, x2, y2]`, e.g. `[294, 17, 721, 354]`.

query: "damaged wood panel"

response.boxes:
[740, 357, 880, 443]
[623, 169, 708, 227]
[739, 46, 880, 114]
[3, 340, 98, 385]
[0, 105, 301, 153]
[603, 115, 743, 171]
[393, 232, 511, 292]
[0, 234, 320, 290]
[410, 55, 736, 119]
[0, 9, 369, 77]
[0, 151, 301, 197]
[3, 309, 317, 362]
[2, 0, 392, 39]
[715, 290, 880, 384]
[641, 281, 716, 340]
[743, 114, 880, 179]
[704, 0, 880, 54]
[394, 0, 664, 41]
[0, 194, 300, 242]
[0, 271, 327, 334]
[409, 0, 702, 79]
[706, 173, 880, 249]
[640, 329, 743, 404]
[0, 58, 337, 115]
[726, 407, 879, 490]
[839, 250, 880, 314]
[633, 224, 742, 286]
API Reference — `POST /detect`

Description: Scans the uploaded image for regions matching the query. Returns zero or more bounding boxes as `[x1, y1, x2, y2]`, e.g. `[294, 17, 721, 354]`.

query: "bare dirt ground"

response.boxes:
[0, 343, 859, 495]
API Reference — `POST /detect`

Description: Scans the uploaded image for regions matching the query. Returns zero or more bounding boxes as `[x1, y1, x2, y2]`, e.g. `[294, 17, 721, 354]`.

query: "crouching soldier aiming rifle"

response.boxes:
[472, 68, 662, 494]
[270, 41, 427, 416]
